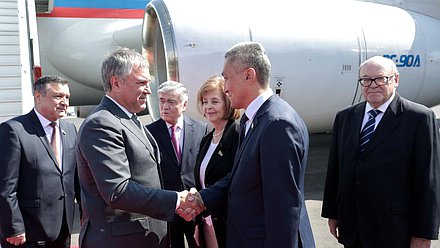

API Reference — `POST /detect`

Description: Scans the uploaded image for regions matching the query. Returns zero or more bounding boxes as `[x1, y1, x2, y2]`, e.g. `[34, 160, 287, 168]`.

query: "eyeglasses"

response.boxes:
[358, 75, 394, 87]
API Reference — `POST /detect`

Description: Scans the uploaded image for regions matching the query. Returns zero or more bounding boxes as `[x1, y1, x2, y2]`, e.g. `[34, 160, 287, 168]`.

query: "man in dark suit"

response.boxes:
[187, 41, 315, 247]
[0, 75, 79, 248]
[322, 56, 440, 247]
[146, 81, 208, 248]
[76, 48, 203, 248]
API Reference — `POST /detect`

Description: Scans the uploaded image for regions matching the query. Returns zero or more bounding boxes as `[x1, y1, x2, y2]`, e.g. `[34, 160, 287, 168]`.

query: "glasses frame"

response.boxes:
[358, 75, 395, 87]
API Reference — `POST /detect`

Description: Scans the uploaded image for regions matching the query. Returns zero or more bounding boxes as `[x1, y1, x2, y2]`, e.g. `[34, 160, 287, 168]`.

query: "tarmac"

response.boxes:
[66, 106, 440, 248]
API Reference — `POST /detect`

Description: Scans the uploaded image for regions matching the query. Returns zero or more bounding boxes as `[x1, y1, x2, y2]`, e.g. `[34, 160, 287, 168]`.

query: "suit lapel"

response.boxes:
[155, 119, 179, 165]
[120, 118, 158, 162]
[144, 127, 161, 164]
[352, 103, 366, 151]
[102, 97, 159, 163]
[58, 121, 69, 173]
[181, 116, 194, 167]
[230, 95, 277, 182]
[29, 110, 61, 172]
[362, 95, 401, 156]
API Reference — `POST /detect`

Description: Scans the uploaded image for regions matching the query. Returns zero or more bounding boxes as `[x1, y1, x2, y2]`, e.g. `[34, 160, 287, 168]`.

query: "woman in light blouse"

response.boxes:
[193, 76, 240, 248]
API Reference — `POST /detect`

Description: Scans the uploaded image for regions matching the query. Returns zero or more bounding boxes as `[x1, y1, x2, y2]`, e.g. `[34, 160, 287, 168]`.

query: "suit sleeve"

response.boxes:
[77, 117, 176, 221]
[199, 174, 230, 216]
[321, 113, 341, 219]
[0, 122, 25, 237]
[411, 109, 440, 239]
[259, 119, 305, 246]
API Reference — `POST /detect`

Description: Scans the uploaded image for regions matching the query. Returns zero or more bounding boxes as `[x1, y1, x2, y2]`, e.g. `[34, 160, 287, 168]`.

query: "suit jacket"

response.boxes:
[322, 94, 440, 247]
[146, 116, 208, 191]
[194, 119, 239, 247]
[200, 95, 315, 248]
[76, 97, 177, 248]
[0, 109, 78, 242]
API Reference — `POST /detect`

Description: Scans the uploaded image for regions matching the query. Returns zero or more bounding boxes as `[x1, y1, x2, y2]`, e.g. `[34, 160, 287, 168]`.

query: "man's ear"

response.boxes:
[244, 68, 256, 82]
[182, 100, 188, 112]
[110, 75, 120, 91]
[34, 91, 41, 104]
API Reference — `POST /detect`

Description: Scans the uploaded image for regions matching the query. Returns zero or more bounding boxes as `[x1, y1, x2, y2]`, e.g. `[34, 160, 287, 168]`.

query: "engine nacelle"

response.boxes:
[143, 0, 440, 132]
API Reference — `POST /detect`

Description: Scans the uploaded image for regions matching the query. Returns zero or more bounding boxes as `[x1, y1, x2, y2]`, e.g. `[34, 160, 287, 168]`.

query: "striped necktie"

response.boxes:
[359, 109, 381, 153]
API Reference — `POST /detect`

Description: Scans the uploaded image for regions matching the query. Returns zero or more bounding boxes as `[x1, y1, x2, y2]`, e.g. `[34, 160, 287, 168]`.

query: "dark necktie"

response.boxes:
[49, 122, 61, 167]
[170, 125, 181, 162]
[239, 114, 249, 146]
[360, 109, 381, 153]
[131, 114, 142, 130]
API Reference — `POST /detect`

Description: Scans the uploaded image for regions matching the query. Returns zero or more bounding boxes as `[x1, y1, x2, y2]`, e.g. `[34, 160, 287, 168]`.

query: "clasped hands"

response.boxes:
[176, 188, 205, 221]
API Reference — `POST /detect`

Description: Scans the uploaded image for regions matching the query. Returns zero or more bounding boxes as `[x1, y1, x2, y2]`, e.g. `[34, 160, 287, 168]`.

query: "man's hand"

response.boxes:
[176, 188, 205, 221]
[410, 237, 431, 248]
[328, 219, 339, 240]
[6, 233, 26, 246]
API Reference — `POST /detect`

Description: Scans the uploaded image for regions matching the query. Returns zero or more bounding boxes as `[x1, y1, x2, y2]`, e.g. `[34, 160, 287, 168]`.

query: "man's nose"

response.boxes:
[60, 97, 69, 105]
[143, 85, 151, 94]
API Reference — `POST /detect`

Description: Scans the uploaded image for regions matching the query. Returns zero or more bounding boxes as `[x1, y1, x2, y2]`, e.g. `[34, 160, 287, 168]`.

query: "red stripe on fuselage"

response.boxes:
[37, 7, 144, 19]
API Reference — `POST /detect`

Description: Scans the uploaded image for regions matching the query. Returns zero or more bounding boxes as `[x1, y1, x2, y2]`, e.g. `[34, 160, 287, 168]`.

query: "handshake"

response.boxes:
[176, 188, 206, 221]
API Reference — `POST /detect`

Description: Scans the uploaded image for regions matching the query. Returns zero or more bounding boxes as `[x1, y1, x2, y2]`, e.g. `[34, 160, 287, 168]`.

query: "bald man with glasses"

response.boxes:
[322, 56, 440, 248]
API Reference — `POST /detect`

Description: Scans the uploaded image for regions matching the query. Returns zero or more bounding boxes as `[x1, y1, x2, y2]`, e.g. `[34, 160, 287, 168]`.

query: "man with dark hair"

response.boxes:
[0, 75, 80, 248]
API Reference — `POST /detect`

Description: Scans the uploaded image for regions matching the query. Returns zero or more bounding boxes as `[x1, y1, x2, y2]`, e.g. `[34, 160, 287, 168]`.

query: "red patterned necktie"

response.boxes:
[170, 125, 181, 162]
[49, 122, 61, 167]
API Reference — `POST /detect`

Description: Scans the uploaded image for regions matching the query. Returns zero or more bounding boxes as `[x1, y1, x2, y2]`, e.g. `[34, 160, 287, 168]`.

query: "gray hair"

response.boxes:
[224, 41, 271, 87]
[157, 81, 189, 103]
[101, 48, 149, 92]
[359, 56, 399, 76]
[33, 75, 68, 96]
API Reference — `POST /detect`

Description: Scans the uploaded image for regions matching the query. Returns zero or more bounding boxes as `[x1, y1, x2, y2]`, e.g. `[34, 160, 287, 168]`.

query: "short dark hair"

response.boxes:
[33, 75, 68, 96]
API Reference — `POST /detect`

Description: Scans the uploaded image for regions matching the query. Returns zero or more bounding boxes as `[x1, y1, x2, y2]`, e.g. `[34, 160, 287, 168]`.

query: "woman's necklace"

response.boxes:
[212, 128, 225, 137]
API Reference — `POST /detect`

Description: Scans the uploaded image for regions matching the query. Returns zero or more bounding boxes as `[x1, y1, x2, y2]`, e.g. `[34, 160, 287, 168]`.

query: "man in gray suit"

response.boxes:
[76, 48, 203, 248]
[147, 81, 208, 248]
[189, 42, 316, 247]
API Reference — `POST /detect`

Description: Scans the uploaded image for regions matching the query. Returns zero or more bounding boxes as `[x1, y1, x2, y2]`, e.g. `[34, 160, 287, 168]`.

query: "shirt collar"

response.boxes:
[106, 95, 133, 118]
[34, 108, 57, 128]
[365, 91, 396, 114]
[165, 115, 184, 130]
[244, 88, 274, 121]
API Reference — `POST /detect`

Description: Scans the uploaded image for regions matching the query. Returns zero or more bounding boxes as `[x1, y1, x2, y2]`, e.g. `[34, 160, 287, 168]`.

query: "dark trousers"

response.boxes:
[1, 215, 70, 248]
[345, 235, 363, 248]
[170, 215, 198, 248]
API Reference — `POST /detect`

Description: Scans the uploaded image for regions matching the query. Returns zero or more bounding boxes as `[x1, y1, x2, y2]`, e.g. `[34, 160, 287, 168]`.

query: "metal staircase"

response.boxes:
[0, 0, 38, 122]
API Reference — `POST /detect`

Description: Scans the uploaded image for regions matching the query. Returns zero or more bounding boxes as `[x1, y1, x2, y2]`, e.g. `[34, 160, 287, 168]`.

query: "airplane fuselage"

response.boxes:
[37, 0, 440, 132]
